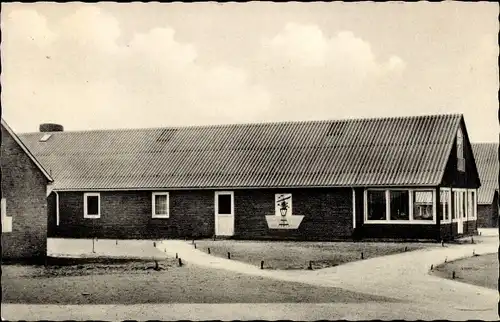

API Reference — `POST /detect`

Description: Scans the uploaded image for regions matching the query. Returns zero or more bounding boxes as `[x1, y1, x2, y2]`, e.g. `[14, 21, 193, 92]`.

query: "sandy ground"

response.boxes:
[2, 229, 498, 321]
[1, 302, 492, 321]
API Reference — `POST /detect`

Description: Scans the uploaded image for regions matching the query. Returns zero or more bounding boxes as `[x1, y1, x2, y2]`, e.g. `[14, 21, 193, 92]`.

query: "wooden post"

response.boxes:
[178, 258, 183, 267]
[175, 253, 178, 259]
[361, 252, 364, 260]
[452, 271, 456, 279]
[194, 243, 197, 249]
[208, 248, 211, 254]
[227, 252, 231, 259]
[153, 242, 156, 247]
[116, 240, 118, 245]
[430, 264, 433, 270]
[404, 246, 407, 252]
[154, 260, 159, 270]
[261, 261, 264, 269]
[308, 261, 313, 270]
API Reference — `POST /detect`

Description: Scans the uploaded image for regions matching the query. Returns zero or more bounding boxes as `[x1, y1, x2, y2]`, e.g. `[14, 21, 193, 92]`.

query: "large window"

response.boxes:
[390, 191, 410, 220]
[152, 192, 170, 218]
[367, 190, 386, 220]
[365, 189, 436, 224]
[84, 193, 100, 218]
[413, 191, 434, 221]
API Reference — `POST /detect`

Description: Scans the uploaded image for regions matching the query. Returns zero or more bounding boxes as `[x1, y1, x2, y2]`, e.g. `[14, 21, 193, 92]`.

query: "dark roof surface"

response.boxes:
[472, 143, 498, 204]
[19, 114, 463, 191]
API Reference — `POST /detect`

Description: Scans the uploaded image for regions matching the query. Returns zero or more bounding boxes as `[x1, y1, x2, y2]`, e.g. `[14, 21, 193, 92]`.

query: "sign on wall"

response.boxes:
[265, 193, 304, 229]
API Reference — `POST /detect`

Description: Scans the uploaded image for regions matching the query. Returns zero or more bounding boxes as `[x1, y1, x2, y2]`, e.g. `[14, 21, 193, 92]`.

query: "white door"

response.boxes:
[215, 191, 234, 236]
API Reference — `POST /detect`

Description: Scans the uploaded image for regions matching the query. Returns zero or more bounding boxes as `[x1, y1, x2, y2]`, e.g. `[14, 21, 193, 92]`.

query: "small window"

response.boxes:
[217, 194, 232, 215]
[389, 190, 410, 220]
[84, 193, 100, 218]
[412, 191, 434, 221]
[40, 134, 52, 142]
[152, 192, 169, 218]
[367, 190, 386, 220]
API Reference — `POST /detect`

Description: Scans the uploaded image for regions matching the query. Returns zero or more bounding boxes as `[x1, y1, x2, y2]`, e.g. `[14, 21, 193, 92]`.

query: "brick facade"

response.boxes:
[477, 192, 499, 228]
[1, 125, 50, 260]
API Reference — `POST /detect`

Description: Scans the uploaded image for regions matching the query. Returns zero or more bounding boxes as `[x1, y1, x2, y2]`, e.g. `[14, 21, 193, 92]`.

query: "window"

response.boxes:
[467, 190, 476, 220]
[412, 191, 434, 221]
[462, 191, 467, 219]
[1, 198, 12, 233]
[390, 190, 410, 220]
[453, 190, 467, 220]
[365, 189, 436, 224]
[39, 133, 52, 142]
[84, 193, 100, 218]
[217, 194, 232, 215]
[440, 189, 451, 221]
[457, 128, 465, 172]
[367, 190, 386, 220]
[152, 192, 169, 218]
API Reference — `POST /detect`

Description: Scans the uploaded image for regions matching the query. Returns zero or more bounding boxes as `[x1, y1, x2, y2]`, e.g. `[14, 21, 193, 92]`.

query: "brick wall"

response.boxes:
[234, 188, 353, 240]
[1, 125, 49, 259]
[52, 190, 214, 239]
[50, 188, 354, 241]
[477, 194, 498, 228]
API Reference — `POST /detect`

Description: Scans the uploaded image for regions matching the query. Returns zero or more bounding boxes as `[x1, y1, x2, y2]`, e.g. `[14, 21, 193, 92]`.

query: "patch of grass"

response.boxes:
[195, 240, 434, 270]
[1, 258, 176, 278]
[1, 263, 399, 305]
[430, 253, 498, 290]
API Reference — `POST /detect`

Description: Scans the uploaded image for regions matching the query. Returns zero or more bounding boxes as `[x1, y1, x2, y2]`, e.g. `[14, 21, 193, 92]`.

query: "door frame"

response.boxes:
[214, 191, 235, 236]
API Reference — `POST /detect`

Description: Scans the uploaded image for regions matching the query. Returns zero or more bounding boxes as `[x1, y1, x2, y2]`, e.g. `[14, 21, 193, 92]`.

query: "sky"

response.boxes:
[1, 2, 498, 142]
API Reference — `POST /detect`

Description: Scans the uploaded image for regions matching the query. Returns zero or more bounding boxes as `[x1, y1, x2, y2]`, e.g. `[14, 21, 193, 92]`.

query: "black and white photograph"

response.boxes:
[1, 1, 498, 321]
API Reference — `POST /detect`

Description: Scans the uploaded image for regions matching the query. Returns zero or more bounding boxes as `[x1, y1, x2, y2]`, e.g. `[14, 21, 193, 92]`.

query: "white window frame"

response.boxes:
[152, 192, 170, 219]
[440, 188, 452, 223]
[364, 188, 436, 224]
[84, 192, 101, 219]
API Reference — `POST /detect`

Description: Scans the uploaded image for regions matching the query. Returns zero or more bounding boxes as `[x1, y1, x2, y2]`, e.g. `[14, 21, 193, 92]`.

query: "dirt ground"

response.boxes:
[1, 259, 397, 305]
[430, 253, 498, 290]
[194, 240, 435, 270]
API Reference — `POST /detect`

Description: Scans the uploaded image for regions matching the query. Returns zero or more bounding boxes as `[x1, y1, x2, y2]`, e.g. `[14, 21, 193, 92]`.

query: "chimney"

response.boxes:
[39, 123, 64, 132]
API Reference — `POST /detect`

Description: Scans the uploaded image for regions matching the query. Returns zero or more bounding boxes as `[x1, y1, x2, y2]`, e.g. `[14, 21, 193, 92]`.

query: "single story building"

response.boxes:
[1, 119, 54, 261]
[472, 143, 498, 228]
[19, 113, 480, 242]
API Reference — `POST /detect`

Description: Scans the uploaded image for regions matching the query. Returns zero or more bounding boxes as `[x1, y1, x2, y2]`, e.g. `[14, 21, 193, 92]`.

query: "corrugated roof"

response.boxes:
[472, 143, 498, 204]
[19, 114, 463, 191]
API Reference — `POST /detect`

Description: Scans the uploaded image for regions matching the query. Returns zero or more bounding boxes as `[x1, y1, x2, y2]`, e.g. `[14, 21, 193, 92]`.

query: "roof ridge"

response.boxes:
[18, 113, 462, 135]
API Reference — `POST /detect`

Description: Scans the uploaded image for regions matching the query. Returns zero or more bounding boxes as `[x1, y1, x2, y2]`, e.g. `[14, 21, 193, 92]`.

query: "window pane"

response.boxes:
[467, 191, 474, 219]
[462, 192, 467, 219]
[155, 194, 168, 215]
[367, 190, 386, 220]
[218, 194, 232, 215]
[390, 191, 409, 220]
[87, 196, 99, 215]
[440, 190, 450, 221]
[413, 191, 434, 220]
